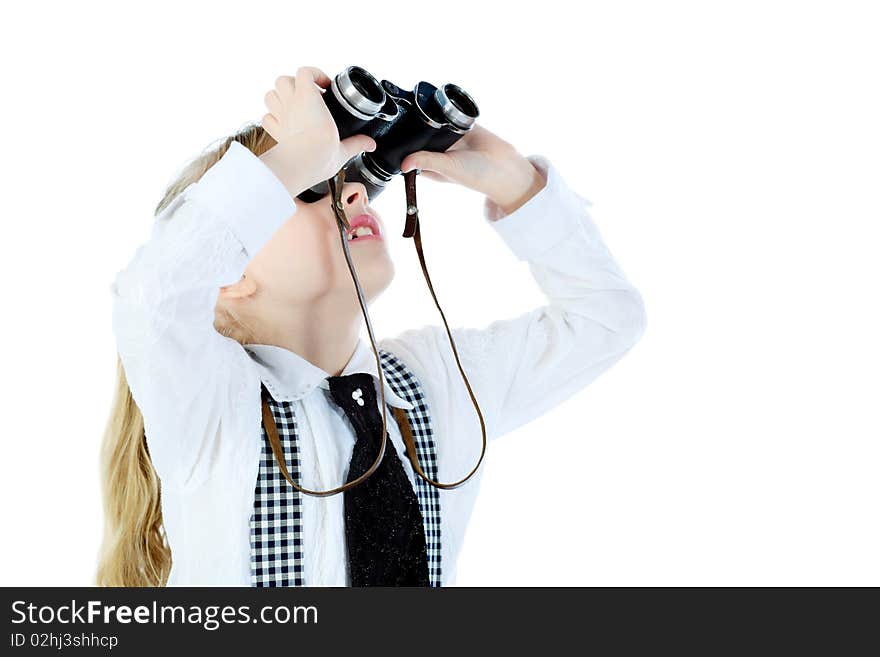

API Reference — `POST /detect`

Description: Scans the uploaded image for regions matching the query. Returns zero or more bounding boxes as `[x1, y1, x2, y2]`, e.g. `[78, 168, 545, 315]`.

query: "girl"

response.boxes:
[97, 66, 647, 586]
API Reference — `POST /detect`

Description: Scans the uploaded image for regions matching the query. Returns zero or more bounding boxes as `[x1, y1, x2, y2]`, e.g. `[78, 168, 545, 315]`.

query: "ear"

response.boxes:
[219, 274, 257, 300]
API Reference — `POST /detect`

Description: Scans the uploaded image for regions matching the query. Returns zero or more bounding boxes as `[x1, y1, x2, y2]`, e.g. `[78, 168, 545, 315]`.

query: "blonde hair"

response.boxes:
[96, 122, 277, 586]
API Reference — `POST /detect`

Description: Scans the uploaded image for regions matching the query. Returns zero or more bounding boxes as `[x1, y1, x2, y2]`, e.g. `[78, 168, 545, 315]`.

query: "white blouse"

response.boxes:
[110, 140, 647, 586]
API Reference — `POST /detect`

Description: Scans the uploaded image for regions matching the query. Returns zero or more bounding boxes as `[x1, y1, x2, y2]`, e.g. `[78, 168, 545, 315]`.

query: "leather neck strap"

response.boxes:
[260, 167, 487, 497]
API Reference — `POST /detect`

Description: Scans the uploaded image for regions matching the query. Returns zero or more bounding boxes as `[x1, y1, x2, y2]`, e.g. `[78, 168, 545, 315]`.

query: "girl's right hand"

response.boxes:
[258, 66, 377, 195]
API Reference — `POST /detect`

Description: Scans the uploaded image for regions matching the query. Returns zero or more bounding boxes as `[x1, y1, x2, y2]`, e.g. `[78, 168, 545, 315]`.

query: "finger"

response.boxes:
[261, 113, 281, 140]
[295, 66, 332, 91]
[460, 123, 489, 143]
[414, 169, 447, 183]
[401, 150, 447, 175]
[340, 134, 377, 161]
[264, 90, 282, 115]
[274, 75, 295, 103]
[444, 140, 466, 152]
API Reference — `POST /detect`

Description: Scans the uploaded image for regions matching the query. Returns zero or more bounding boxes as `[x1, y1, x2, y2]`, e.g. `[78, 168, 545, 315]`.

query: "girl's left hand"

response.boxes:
[399, 123, 546, 216]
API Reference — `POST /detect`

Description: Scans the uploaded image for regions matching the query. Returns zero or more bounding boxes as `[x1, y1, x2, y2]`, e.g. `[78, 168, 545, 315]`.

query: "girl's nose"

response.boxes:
[341, 182, 369, 210]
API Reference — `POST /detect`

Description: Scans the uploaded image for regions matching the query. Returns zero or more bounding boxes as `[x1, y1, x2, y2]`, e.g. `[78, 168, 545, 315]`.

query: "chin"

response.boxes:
[353, 246, 394, 274]
[361, 259, 395, 302]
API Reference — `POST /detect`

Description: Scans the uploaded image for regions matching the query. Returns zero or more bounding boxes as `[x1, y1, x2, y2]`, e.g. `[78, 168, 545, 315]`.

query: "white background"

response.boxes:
[1, 1, 877, 586]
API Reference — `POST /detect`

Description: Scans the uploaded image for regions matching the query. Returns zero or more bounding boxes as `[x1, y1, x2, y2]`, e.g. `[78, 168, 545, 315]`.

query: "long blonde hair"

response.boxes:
[96, 122, 277, 586]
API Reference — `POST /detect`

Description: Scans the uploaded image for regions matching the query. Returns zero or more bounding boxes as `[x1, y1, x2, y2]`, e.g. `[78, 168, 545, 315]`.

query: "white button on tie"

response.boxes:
[352, 388, 364, 406]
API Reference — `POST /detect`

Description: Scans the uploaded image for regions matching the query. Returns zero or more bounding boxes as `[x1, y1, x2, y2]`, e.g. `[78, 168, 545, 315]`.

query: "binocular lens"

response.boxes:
[337, 66, 385, 117]
[349, 68, 384, 103]
[437, 84, 479, 129]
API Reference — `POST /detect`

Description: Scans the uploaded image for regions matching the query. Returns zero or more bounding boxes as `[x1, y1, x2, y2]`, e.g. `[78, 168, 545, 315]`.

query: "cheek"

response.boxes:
[271, 216, 342, 280]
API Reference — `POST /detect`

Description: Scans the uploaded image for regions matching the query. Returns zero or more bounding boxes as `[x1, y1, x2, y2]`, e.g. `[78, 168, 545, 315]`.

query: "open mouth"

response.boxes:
[347, 225, 377, 240]
[346, 214, 382, 242]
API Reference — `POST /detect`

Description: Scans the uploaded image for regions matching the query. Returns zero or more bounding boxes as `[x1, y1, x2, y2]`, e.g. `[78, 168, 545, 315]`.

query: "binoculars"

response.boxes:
[296, 66, 481, 203]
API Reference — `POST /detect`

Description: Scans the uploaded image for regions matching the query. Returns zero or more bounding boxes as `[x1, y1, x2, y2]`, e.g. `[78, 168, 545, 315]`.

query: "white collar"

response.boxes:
[243, 338, 414, 410]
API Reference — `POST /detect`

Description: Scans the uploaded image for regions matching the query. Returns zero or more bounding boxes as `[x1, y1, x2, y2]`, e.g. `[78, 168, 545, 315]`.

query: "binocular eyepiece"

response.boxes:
[296, 66, 480, 203]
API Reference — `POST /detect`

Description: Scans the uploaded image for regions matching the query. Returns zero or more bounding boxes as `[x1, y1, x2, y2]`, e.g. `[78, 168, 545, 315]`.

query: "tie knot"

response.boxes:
[326, 372, 377, 418]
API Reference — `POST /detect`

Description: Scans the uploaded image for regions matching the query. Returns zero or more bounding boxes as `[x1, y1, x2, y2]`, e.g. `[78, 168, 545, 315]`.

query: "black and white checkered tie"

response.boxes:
[326, 371, 429, 586]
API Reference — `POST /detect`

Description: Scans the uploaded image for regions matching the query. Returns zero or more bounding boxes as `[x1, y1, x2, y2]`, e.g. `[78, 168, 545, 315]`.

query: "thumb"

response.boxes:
[401, 150, 449, 175]
[340, 134, 377, 161]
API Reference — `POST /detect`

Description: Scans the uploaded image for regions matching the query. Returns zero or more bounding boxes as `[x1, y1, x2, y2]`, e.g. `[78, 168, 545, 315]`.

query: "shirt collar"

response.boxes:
[243, 338, 414, 411]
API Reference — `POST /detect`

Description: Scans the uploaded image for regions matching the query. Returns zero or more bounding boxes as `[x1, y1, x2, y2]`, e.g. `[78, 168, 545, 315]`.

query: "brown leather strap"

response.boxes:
[398, 170, 487, 489]
[261, 166, 486, 496]
[262, 382, 394, 497]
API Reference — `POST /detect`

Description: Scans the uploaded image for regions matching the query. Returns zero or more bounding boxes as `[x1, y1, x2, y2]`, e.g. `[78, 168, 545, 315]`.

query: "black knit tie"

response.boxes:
[326, 372, 429, 586]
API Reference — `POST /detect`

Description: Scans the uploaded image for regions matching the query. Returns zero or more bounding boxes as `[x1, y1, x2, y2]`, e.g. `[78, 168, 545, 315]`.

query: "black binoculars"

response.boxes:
[296, 66, 480, 203]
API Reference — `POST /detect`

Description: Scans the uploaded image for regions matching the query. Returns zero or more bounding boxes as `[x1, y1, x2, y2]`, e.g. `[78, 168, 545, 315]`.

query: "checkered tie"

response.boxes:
[326, 371, 429, 586]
